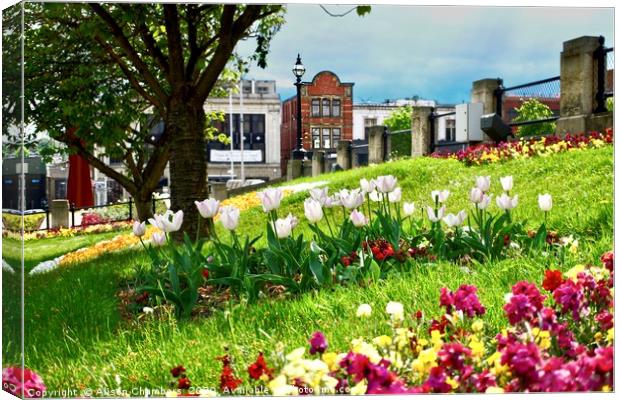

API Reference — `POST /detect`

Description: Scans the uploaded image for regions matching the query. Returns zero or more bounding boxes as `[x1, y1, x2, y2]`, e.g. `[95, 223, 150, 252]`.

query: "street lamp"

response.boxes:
[292, 54, 306, 160]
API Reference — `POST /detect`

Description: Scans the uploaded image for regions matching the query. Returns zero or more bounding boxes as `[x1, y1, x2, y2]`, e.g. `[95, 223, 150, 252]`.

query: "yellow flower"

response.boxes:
[321, 352, 340, 372]
[486, 387, 505, 393]
[372, 335, 392, 349]
[446, 377, 459, 390]
[607, 328, 614, 343]
[350, 380, 367, 395]
[430, 329, 443, 350]
[471, 319, 484, 333]
[565, 264, 586, 281]
[468, 336, 485, 360]
[268, 375, 298, 396]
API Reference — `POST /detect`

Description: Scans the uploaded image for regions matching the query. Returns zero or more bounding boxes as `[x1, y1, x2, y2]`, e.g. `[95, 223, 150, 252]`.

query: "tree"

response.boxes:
[3, 2, 285, 234]
[384, 105, 413, 157]
[512, 98, 556, 137]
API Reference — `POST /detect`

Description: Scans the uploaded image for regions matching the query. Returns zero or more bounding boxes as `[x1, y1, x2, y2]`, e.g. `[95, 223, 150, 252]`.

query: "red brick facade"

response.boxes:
[280, 71, 354, 173]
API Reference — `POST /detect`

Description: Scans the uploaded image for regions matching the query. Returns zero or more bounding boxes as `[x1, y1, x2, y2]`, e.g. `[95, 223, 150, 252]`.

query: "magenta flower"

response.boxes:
[438, 342, 472, 371]
[439, 285, 485, 317]
[308, 331, 328, 355]
[553, 280, 586, 321]
[424, 366, 452, 393]
[2, 367, 46, 398]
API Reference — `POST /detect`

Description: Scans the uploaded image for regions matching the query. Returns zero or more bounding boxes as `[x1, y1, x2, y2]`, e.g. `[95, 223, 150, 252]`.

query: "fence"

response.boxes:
[594, 36, 614, 113]
[2, 194, 170, 232]
[428, 109, 468, 154]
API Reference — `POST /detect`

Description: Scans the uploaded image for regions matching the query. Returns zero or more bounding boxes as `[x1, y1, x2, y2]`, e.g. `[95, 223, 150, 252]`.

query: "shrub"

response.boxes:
[512, 98, 556, 137]
[2, 213, 45, 232]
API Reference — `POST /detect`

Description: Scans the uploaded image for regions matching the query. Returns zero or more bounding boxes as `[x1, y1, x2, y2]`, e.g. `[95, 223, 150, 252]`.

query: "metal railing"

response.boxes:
[429, 109, 457, 153]
[594, 35, 614, 113]
[2, 195, 169, 232]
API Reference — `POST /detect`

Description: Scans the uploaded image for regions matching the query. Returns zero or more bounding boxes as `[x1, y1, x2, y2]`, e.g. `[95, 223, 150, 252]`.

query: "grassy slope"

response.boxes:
[1, 147, 613, 391]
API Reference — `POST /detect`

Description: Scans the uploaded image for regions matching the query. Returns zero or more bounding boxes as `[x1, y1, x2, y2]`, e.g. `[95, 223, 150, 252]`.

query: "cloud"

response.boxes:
[237, 5, 613, 104]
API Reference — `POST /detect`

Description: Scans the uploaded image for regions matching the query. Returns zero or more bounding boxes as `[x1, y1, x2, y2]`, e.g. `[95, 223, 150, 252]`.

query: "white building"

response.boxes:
[203, 79, 282, 181]
[353, 99, 456, 143]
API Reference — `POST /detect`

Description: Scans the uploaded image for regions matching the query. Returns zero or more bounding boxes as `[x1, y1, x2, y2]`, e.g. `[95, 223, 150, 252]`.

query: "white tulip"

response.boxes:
[356, 304, 372, 318]
[388, 187, 402, 203]
[349, 209, 368, 227]
[133, 220, 146, 237]
[324, 195, 342, 208]
[257, 188, 283, 212]
[477, 194, 492, 210]
[339, 188, 364, 209]
[163, 210, 184, 233]
[219, 205, 240, 231]
[426, 205, 446, 222]
[285, 213, 299, 229]
[369, 190, 383, 202]
[496, 193, 519, 211]
[475, 176, 491, 192]
[403, 202, 415, 217]
[442, 210, 467, 228]
[500, 176, 513, 192]
[469, 187, 484, 204]
[272, 217, 293, 239]
[151, 231, 166, 247]
[304, 198, 323, 223]
[195, 198, 220, 219]
[385, 301, 404, 321]
[538, 194, 553, 212]
[360, 178, 376, 194]
[309, 187, 329, 206]
[148, 210, 171, 231]
[431, 190, 450, 204]
[374, 175, 398, 193]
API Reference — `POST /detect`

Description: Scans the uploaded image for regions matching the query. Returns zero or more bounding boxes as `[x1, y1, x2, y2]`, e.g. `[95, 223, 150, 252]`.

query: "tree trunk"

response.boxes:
[133, 192, 154, 222]
[167, 99, 208, 240]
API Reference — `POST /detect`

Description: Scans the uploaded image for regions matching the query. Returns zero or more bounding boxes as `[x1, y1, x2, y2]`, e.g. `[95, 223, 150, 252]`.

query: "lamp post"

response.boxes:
[292, 54, 306, 160]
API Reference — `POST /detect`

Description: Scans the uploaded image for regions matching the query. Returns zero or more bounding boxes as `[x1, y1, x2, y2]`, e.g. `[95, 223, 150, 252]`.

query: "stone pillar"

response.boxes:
[556, 36, 603, 134]
[411, 106, 433, 157]
[287, 159, 303, 180]
[50, 199, 69, 229]
[312, 151, 326, 177]
[336, 140, 352, 170]
[471, 78, 502, 115]
[368, 126, 386, 164]
[209, 182, 228, 201]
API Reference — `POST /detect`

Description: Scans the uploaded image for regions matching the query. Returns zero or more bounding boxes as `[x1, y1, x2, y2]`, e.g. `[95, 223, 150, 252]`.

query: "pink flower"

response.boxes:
[553, 280, 585, 321]
[440, 285, 486, 318]
[308, 331, 328, 355]
[2, 367, 46, 398]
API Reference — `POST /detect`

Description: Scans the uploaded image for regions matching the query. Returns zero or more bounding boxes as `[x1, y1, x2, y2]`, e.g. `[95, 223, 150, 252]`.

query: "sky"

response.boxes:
[236, 5, 614, 105]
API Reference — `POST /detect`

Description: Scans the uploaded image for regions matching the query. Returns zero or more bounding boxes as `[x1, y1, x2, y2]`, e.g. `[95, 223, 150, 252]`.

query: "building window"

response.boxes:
[364, 118, 377, 127]
[332, 99, 341, 117]
[322, 128, 331, 148]
[322, 99, 331, 117]
[445, 119, 456, 142]
[312, 127, 321, 149]
[332, 128, 341, 144]
[311, 99, 321, 116]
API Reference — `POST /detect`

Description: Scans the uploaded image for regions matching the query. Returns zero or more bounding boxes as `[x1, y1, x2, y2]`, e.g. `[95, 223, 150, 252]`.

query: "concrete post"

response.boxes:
[287, 159, 303, 180]
[336, 140, 352, 170]
[50, 199, 69, 228]
[312, 150, 326, 177]
[471, 78, 502, 115]
[556, 36, 608, 134]
[209, 182, 228, 201]
[367, 126, 386, 164]
[411, 106, 433, 157]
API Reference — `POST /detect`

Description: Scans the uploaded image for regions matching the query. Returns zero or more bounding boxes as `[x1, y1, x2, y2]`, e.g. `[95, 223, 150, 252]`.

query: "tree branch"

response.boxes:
[93, 34, 165, 114]
[89, 3, 168, 102]
[163, 4, 184, 84]
[194, 5, 265, 102]
[134, 10, 170, 79]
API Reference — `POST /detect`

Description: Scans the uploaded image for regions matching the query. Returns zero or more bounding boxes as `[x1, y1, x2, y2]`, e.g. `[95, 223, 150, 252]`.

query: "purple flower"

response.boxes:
[308, 331, 328, 355]
[439, 285, 485, 317]
[500, 342, 541, 386]
[424, 366, 452, 393]
[438, 343, 472, 371]
[553, 280, 585, 321]
[503, 281, 546, 325]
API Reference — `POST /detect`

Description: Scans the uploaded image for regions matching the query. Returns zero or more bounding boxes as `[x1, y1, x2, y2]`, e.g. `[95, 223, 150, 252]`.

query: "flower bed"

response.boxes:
[168, 252, 613, 395]
[431, 129, 613, 166]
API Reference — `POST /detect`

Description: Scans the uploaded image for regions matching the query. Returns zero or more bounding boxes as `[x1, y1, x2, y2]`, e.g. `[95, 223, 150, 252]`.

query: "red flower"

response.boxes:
[542, 270, 564, 292]
[600, 251, 613, 273]
[217, 355, 242, 392]
[170, 365, 186, 378]
[247, 353, 273, 380]
[202, 268, 210, 280]
[177, 377, 191, 390]
[341, 256, 352, 267]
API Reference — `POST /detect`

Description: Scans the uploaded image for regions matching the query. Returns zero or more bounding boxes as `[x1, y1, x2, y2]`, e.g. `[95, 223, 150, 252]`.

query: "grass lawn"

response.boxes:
[1, 146, 613, 392]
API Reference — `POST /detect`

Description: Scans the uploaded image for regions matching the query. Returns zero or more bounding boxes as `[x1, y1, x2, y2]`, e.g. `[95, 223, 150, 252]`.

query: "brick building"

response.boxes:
[280, 71, 354, 174]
